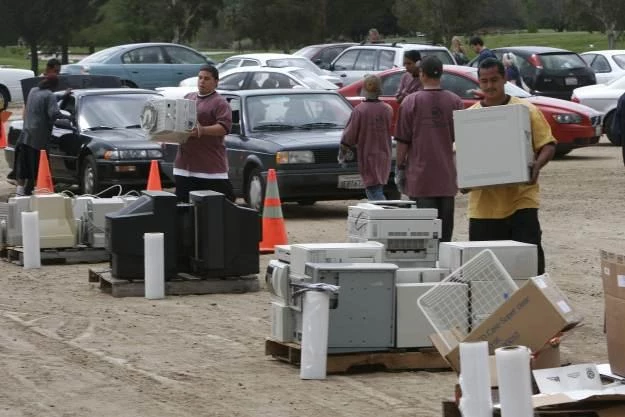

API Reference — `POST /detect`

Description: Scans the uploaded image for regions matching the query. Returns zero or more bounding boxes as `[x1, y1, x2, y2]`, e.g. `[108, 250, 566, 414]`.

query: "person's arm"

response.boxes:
[396, 75, 407, 103]
[530, 142, 556, 184]
[394, 100, 413, 167]
[527, 103, 557, 184]
[46, 93, 69, 121]
[192, 98, 232, 138]
[340, 111, 359, 147]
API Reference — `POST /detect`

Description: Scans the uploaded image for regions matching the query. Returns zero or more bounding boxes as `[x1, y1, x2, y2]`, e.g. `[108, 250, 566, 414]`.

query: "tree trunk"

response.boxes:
[61, 43, 69, 65]
[30, 43, 39, 75]
[608, 31, 616, 49]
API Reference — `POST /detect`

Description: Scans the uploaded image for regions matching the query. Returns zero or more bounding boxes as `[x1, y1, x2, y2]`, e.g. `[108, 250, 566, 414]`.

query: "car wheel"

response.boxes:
[0, 86, 9, 111]
[604, 112, 621, 146]
[80, 155, 100, 195]
[297, 199, 317, 206]
[245, 167, 265, 212]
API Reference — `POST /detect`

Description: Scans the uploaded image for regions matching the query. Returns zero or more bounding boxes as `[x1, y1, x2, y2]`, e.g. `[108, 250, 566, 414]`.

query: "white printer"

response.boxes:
[289, 242, 384, 276]
[347, 201, 441, 267]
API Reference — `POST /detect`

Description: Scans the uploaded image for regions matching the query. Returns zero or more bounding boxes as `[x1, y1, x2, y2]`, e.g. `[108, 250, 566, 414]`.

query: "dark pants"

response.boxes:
[412, 196, 455, 242]
[15, 144, 42, 195]
[175, 175, 235, 203]
[469, 208, 545, 274]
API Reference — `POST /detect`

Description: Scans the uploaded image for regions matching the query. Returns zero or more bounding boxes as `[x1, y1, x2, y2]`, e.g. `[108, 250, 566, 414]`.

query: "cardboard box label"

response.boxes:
[557, 300, 572, 314]
[618, 275, 625, 288]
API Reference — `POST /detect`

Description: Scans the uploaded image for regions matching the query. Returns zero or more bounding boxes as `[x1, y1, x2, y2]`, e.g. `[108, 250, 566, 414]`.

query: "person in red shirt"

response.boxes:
[394, 56, 464, 242]
[174, 65, 234, 202]
[396, 50, 422, 104]
[340, 75, 393, 201]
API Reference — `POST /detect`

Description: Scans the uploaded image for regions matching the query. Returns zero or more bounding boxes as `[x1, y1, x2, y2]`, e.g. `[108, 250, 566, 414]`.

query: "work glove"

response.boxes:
[395, 166, 406, 195]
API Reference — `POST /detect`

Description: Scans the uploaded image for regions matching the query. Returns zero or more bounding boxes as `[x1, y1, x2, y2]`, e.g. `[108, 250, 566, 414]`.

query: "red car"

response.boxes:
[339, 65, 603, 156]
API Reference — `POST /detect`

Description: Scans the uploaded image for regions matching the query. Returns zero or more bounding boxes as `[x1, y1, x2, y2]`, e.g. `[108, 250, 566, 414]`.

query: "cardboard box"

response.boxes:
[600, 250, 625, 377]
[454, 103, 533, 188]
[431, 274, 582, 372]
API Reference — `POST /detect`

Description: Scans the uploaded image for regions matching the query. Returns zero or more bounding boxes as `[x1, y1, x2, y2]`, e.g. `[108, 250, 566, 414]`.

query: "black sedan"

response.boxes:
[4, 88, 173, 194]
[162, 89, 399, 210]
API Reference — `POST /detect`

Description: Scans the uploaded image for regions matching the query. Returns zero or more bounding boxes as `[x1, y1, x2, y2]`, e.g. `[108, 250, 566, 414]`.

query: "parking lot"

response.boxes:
[0, 138, 622, 417]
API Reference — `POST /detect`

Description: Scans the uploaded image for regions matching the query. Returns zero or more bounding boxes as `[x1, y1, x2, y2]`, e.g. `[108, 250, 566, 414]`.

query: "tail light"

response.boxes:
[528, 54, 543, 69]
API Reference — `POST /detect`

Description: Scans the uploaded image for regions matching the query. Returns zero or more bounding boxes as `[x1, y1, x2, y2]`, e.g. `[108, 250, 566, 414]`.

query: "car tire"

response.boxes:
[80, 155, 101, 195]
[0, 86, 9, 111]
[245, 167, 265, 212]
[604, 112, 621, 146]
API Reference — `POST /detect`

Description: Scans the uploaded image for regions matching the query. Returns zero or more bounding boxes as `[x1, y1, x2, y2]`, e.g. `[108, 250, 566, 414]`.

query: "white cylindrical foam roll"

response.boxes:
[144, 232, 165, 300]
[496, 346, 534, 417]
[21, 211, 41, 269]
[300, 290, 330, 380]
[459, 341, 492, 417]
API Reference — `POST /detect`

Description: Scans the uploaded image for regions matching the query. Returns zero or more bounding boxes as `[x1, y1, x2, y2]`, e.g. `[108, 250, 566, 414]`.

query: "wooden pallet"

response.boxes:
[88, 268, 260, 298]
[265, 338, 450, 374]
[3, 246, 109, 266]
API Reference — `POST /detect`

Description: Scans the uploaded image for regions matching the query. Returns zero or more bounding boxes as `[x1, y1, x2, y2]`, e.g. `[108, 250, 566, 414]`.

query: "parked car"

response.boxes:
[339, 65, 603, 156]
[572, 73, 625, 144]
[469, 46, 596, 101]
[60, 43, 214, 89]
[293, 43, 358, 69]
[156, 66, 338, 99]
[580, 50, 625, 84]
[3, 89, 173, 194]
[329, 43, 456, 86]
[215, 53, 343, 86]
[160, 89, 399, 210]
[0, 67, 36, 109]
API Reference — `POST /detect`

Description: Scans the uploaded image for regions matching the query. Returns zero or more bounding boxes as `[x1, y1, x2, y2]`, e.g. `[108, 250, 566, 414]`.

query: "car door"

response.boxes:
[120, 46, 173, 89]
[163, 45, 209, 84]
[331, 49, 360, 85]
[440, 72, 480, 108]
[222, 96, 247, 193]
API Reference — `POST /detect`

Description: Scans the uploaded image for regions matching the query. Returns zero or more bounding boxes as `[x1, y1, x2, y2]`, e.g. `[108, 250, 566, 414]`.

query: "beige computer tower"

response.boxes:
[30, 194, 77, 248]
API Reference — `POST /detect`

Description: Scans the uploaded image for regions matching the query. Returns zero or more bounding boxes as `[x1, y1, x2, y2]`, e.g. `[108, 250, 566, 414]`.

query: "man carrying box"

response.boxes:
[467, 58, 556, 274]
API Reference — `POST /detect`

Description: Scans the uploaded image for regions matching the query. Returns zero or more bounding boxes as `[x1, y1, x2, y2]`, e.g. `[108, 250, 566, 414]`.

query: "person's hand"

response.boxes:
[395, 166, 406, 195]
[528, 161, 540, 185]
[459, 188, 471, 194]
[190, 126, 201, 138]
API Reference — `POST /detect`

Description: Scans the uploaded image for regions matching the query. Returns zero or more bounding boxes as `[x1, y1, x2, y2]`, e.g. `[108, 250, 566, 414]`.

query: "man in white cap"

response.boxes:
[340, 74, 393, 201]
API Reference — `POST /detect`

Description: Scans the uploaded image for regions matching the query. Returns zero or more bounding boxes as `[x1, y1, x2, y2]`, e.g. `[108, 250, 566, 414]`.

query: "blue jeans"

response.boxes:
[365, 185, 385, 201]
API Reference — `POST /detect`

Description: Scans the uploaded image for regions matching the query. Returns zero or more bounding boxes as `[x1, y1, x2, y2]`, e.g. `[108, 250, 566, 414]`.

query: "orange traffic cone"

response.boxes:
[146, 160, 162, 191]
[259, 169, 287, 253]
[0, 111, 11, 149]
[35, 150, 54, 194]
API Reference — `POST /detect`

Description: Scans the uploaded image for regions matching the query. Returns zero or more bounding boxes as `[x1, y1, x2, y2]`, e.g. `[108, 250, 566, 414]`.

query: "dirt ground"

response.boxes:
[0, 132, 622, 417]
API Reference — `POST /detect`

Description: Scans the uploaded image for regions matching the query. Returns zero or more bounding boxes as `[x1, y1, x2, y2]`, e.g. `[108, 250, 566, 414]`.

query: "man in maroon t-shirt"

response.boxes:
[174, 65, 233, 202]
[340, 74, 393, 201]
[396, 50, 422, 104]
[394, 56, 464, 242]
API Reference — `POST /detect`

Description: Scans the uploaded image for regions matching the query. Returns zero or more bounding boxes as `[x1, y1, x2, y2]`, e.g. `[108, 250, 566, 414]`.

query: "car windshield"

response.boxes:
[266, 58, 324, 75]
[294, 46, 323, 59]
[290, 69, 338, 89]
[79, 93, 158, 130]
[539, 53, 587, 70]
[245, 93, 351, 132]
[80, 46, 122, 64]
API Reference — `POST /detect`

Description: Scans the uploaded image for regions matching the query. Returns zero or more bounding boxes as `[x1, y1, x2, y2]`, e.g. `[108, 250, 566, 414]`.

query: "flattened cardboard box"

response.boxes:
[432, 274, 582, 372]
[600, 250, 625, 377]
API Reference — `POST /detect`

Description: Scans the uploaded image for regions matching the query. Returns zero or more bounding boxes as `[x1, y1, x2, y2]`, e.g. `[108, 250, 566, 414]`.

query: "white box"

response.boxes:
[289, 242, 384, 276]
[396, 267, 451, 284]
[141, 98, 196, 143]
[396, 282, 468, 348]
[454, 104, 533, 188]
[271, 301, 293, 342]
[439, 240, 537, 279]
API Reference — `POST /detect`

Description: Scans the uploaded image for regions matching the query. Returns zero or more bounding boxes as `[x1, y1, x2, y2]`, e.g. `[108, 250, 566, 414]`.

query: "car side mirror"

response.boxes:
[329, 63, 335, 71]
[54, 118, 74, 130]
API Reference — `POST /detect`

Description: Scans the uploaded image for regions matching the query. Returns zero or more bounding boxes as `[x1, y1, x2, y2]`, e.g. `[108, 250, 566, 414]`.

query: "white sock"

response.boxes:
[16, 186, 25, 196]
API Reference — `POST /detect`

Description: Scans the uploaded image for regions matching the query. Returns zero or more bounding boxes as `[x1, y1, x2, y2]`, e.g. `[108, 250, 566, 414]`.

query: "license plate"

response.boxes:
[565, 77, 578, 86]
[338, 174, 364, 189]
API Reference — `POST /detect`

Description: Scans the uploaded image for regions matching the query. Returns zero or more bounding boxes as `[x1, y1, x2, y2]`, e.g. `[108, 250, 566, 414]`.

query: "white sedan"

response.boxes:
[572, 73, 625, 144]
[156, 66, 338, 99]
[0, 67, 36, 109]
[580, 50, 625, 84]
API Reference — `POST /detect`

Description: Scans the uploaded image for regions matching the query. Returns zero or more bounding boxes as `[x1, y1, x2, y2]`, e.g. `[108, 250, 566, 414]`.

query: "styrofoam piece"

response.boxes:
[454, 104, 533, 188]
[300, 291, 330, 380]
[144, 233, 165, 300]
[21, 211, 41, 269]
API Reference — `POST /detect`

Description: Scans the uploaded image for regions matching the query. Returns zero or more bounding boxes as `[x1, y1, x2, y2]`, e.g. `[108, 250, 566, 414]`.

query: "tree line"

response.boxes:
[1, 0, 624, 72]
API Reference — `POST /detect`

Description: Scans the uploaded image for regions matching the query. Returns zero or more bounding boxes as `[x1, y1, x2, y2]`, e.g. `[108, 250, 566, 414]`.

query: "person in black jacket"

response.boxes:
[612, 91, 625, 165]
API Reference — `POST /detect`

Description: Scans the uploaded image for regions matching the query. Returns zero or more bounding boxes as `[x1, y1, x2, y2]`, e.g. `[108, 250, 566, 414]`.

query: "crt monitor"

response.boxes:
[189, 190, 260, 277]
[106, 190, 178, 279]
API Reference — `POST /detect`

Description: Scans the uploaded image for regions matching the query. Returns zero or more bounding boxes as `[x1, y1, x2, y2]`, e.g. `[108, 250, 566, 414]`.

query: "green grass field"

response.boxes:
[0, 30, 622, 72]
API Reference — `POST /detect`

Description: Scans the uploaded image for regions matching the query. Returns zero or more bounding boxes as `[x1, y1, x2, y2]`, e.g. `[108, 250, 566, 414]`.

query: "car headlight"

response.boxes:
[276, 151, 315, 164]
[553, 113, 583, 124]
[104, 149, 162, 160]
